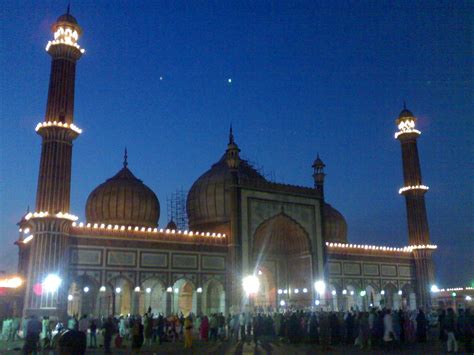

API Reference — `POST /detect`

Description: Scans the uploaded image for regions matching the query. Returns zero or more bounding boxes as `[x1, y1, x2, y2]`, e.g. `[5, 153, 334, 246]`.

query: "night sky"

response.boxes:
[0, 1, 472, 287]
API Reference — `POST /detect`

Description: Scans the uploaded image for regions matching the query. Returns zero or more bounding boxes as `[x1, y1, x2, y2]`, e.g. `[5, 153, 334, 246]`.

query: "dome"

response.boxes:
[57, 13, 78, 25]
[323, 203, 348, 243]
[398, 106, 414, 119]
[166, 219, 178, 230]
[86, 165, 160, 228]
[187, 154, 266, 230]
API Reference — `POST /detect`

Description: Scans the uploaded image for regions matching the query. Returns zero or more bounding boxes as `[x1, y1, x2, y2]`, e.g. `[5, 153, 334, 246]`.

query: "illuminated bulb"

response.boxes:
[350, 290, 354, 296]
[68, 294, 73, 301]
[342, 289, 347, 295]
[100, 286, 106, 292]
[294, 288, 299, 294]
[174, 288, 179, 294]
[115, 287, 121, 294]
[197, 287, 203, 293]
[146, 287, 151, 294]
[134, 286, 140, 292]
[303, 288, 308, 293]
[283, 289, 288, 294]
[166, 287, 172, 293]
[280, 300, 285, 306]
[315, 300, 320, 306]
[83, 286, 89, 293]
[331, 290, 337, 296]
[277, 289, 283, 295]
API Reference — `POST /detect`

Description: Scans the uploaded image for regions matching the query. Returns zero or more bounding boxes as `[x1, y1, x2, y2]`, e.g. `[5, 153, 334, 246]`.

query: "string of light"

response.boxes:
[35, 121, 82, 134]
[399, 185, 429, 194]
[72, 221, 226, 238]
[326, 242, 437, 253]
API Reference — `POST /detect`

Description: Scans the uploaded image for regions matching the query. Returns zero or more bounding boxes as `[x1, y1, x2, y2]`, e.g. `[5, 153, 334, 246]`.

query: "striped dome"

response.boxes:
[86, 166, 160, 228]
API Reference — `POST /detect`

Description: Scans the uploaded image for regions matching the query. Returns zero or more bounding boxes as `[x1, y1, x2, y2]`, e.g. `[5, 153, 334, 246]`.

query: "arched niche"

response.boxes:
[172, 279, 196, 316]
[203, 278, 225, 315]
[252, 212, 312, 308]
[139, 278, 166, 316]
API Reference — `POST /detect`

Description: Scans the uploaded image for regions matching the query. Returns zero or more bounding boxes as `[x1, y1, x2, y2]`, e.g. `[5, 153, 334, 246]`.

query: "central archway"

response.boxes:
[253, 213, 313, 308]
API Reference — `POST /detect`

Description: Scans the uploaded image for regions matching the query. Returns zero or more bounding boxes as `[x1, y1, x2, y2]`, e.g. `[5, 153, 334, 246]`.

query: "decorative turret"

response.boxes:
[226, 124, 241, 171]
[395, 104, 435, 310]
[312, 154, 326, 198]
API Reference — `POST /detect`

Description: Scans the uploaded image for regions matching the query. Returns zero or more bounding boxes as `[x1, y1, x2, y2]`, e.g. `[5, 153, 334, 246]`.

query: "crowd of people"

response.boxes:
[3, 306, 472, 354]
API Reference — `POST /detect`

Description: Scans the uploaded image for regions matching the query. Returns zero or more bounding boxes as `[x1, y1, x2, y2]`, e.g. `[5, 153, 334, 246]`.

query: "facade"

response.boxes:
[16, 11, 437, 319]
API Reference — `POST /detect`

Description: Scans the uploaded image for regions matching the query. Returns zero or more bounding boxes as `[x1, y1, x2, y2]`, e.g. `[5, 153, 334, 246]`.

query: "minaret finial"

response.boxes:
[67, 3, 70, 15]
[229, 123, 234, 144]
[123, 147, 128, 168]
[403, 101, 407, 110]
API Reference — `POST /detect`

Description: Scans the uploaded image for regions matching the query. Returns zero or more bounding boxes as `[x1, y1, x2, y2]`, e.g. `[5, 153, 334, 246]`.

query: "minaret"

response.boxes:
[22, 10, 85, 318]
[395, 105, 435, 310]
[225, 124, 242, 312]
[35, 9, 84, 213]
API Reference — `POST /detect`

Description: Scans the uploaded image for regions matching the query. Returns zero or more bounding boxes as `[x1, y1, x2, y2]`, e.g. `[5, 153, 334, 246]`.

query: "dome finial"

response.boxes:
[229, 123, 234, 144]
[67, 2, 71, 15]
[403, 101, 407, 110]
[123, 147, 128, 168]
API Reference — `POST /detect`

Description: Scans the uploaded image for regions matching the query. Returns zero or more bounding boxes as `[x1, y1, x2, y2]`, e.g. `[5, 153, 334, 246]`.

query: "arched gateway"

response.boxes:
[252, 213, 313, 309]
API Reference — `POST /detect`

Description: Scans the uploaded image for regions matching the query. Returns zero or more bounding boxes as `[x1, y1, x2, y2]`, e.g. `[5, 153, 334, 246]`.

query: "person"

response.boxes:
[89, 319, 97, 348]
[209, 314, 218, 341]
[102, 316, 114, 354]
[184, 315, 193, 349]
[200, 315, 209, 341]
[41, 316, 51, 349]
[416, 308, 427, 342]
[78, 314, 88, 348]
[383, 309, 394, 347]
[445, 308, 458, 353]
[345, 310, 355, 345]
[357, 312, 370, 349]
[131, 317, 144, 353]
[239, 313, 246, 341]
[463, 308, 473, 353]
[309, 312, 319, 343]
[23, 314, 42, 355]
[144, 314, 153, 346]
[157, 314, 164, 344]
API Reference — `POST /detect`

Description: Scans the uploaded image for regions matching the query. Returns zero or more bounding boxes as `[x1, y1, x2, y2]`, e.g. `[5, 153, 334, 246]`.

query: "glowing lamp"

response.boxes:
[452, 292, 457, 297]
[174, 288, 179, 294]
[277, 289, 283, 295]
[166, 287, 172, 293]
[42, 274, 62, 293]
[242, 275, 260, 296]
[146, 287, 151, 294]
[197, 287, 203, 293]
[294, 288, 299, 294]
[342, 289, 347, 295]
[350, 290, 354, 296]
[303, 288, 308, 293]
[430, 285, 440, 293]
[280, 300, 285, 306]
[315, 300, 320, 306]
[466, 296, 472, 301]
[68, 294, 73, 301]
[381, 290, 385, 295]
[100, 286, 106, 292]
[115, 287, 121, 294]
[314, 280, 326, 295]
[360, 290, 366, 297]
[398, 290, 403, 296]
[331, 290, 337, 296]
[83, 286, 89, 293]
[134, 287, 140, 292]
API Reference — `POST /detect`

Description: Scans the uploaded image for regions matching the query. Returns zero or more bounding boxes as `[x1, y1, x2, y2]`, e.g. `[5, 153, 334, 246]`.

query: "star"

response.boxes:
[227, 78, 232, 84]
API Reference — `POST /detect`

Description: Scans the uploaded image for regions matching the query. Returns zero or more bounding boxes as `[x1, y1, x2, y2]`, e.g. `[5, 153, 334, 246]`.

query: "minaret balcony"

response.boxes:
[398, 185, 429, 195]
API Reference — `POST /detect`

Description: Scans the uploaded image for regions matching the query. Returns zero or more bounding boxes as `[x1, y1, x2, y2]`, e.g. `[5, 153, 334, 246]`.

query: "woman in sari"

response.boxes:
[200, 316, 209, 341]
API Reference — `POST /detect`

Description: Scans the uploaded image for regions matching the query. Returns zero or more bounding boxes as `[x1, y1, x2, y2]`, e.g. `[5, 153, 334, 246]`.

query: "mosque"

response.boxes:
[16, 11, 437, 319]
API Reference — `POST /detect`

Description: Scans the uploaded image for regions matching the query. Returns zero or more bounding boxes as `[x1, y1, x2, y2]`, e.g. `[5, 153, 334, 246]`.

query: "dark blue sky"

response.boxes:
[1, 1, 472, 287]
